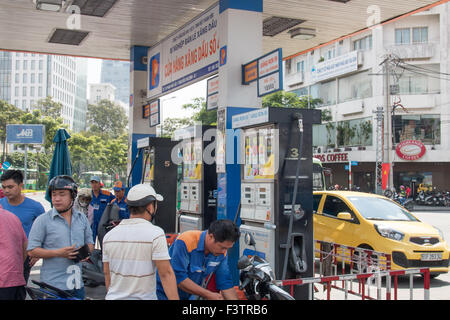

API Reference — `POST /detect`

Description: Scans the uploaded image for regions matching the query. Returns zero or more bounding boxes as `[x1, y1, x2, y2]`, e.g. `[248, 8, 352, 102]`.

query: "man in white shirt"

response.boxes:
[102, 184, 179, 300]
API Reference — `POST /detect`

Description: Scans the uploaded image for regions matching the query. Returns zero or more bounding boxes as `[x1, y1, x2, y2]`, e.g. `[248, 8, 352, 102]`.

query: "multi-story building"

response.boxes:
[100, 59, 130, 106]
[89, 83, 116, 104]
[73, 58, 88, 132]
[0, 51, 88, 131]
[283, 3, 450, 193]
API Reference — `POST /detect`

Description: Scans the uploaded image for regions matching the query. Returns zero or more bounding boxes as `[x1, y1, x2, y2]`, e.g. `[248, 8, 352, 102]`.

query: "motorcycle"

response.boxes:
[26, 280, 80, 300]
[385, 190, 414, 211]
[81, 249, 105, 287]
[238, 233, 294, 300]
[415, 190, 426, 205]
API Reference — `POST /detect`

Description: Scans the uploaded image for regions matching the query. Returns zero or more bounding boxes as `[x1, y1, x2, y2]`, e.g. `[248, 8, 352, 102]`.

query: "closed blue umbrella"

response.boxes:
[45, 128, 73, 203]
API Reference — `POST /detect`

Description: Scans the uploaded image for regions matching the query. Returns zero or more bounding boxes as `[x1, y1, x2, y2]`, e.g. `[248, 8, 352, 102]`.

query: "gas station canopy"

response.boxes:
[0, 0, 440, 60]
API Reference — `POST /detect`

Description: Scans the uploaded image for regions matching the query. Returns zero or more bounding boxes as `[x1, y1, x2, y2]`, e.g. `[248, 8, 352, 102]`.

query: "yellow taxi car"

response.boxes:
[313, 191, 450, 277]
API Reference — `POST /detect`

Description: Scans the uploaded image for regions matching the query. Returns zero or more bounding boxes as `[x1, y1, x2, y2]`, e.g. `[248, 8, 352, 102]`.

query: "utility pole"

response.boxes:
[373, 106, 384, 194]
[382, 55, 393, 191]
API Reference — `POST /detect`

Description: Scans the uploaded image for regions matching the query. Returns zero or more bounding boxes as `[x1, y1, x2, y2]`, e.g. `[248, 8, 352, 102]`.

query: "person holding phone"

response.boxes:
[27, 175, 94, 300]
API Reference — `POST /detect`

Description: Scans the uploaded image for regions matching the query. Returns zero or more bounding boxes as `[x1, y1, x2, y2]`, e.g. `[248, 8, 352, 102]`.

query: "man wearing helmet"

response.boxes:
[27, 175, 94, 299]
[102, 183, 179, 300]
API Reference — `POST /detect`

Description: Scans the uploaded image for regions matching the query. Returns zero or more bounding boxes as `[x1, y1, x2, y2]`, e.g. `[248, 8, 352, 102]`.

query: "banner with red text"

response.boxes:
[147, 3, 220, 99]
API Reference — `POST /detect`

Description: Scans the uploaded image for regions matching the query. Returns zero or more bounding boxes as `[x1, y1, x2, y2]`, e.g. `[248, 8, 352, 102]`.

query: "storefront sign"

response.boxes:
[311, 50, 358, 82]
[242, 48, 283, 97]
[147, 3, 219, 99]
[149, 99, 160, 127]
[206, 75, 219, 110]
[396, 140, 426, 161]
[314, 153, 349, 163]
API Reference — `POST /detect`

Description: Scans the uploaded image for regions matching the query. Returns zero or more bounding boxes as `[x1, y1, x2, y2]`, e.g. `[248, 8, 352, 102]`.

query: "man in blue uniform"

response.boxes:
[110, 181, 129, 220]
[156, 219, 239, 300]
[90, 176, 114, 243]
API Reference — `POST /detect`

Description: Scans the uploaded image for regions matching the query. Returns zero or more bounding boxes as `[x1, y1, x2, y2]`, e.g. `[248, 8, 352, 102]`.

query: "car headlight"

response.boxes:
[433, 226, 445, 241]
[374, 224, 405, 241]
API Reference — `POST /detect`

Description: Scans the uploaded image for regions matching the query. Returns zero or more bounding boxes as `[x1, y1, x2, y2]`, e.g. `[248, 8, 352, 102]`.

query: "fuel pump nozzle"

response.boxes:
[281, 113, 307, 279]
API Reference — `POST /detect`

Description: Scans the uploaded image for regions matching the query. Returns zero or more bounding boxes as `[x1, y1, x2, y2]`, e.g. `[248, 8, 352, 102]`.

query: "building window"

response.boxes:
[23, 60, 27, 70]
[338, 70, 372, 103]
[412, 27, 428, 44]
[23, 73, 27, 83]
[15, 73, 19, 83]
[353, 35, 372, 51]
[336, 117, 373, 147]
[39, 73, 43, 83]
[311, 80, 336, 106]
[31, 60, 35, 70]
[23, 87, 27, 96]
[38, 87, 42, 97]
[39, 60, 43, 70]
[398, 64, 440, 95]
[393, 114, 440, 145]
[395, 28, 411, 45]
[296, 61, 304, 74]
[31, 73, 35, 84]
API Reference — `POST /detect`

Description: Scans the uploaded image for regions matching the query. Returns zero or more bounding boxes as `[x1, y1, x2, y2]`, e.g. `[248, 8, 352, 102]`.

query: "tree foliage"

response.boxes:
[87, 100, 128, 139]
[0, 100, 25, 163]
[33, 96, 63, 118]
[1, 97, 129, 188]
[161, 97, 216, 138]
[262, 90, 332, 122]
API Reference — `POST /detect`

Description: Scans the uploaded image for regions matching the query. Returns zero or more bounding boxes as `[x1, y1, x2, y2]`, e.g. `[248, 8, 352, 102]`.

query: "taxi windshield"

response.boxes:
[347, 196, 419, 222]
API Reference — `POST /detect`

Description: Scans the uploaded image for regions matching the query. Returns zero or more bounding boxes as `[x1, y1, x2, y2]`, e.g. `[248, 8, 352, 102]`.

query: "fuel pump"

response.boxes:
[173, 125, 217, 233]
[136, 136, 179, 233]
[232, 107, 321, 300]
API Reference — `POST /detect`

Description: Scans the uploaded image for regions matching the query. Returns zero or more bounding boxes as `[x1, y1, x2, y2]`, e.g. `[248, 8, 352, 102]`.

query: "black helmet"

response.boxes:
[48, 175, 78, 200]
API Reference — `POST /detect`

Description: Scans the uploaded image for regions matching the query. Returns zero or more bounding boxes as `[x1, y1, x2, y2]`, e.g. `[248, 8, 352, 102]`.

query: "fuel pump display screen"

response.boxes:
[183, 139, 202, 181]
[243, 127, 276, 180]
[143, 148, 155, 185]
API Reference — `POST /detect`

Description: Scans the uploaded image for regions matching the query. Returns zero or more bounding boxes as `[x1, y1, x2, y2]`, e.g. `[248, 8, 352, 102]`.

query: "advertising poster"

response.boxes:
[147, 3, 220, 99]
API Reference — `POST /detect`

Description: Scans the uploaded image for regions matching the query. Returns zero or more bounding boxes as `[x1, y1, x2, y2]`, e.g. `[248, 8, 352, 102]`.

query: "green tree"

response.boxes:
[0, 100, 24, 163]
[262, 90, 331, 121]
[33, 96, 63, 118]
[160, 117, 194, 138]
[87, 100, 128, 139]
[183, 97, 217, 125]
[20, 109, 67, 151]
[161, 97, 216, 138]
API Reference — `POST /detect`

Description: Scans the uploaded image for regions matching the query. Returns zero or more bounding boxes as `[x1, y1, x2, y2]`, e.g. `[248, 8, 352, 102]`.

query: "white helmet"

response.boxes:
[127, 183, 163, 207]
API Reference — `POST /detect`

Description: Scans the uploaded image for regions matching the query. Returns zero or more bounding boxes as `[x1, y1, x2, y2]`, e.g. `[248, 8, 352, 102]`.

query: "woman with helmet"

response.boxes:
[73, 187, 94, 226]
[27, 175, 94, 300]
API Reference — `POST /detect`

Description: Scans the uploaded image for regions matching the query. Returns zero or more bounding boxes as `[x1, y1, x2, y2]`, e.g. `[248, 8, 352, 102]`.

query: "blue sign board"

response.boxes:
[6, 124, 45, 144]
[351, 161, 358, 166]
[2, 161, 10, 170]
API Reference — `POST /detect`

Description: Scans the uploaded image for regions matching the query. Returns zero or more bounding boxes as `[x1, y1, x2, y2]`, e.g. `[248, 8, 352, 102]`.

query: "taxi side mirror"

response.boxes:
[337, 212, 352, 221]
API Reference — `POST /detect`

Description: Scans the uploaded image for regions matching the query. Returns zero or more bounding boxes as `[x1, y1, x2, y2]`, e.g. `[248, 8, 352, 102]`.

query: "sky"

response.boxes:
[86, 58, 207, 122]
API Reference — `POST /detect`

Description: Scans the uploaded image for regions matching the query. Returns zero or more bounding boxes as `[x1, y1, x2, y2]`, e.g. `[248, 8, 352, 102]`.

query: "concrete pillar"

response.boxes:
[128, 45, 154, 187]
[216, 0, 263, 285]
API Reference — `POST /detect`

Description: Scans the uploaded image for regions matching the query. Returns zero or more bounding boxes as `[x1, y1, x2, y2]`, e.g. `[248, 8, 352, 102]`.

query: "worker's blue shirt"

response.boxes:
[156, 230, 233, 300]
[111, 197, 129, 219]
[91, 189, 114, 240]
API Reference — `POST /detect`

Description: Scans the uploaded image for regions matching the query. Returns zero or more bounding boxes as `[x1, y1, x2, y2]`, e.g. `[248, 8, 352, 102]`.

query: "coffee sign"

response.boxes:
[396, 140, 426, 161]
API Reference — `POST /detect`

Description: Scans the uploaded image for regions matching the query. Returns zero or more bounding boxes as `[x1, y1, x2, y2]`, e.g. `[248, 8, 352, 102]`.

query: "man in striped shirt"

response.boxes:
[102, 184, 179, 300]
